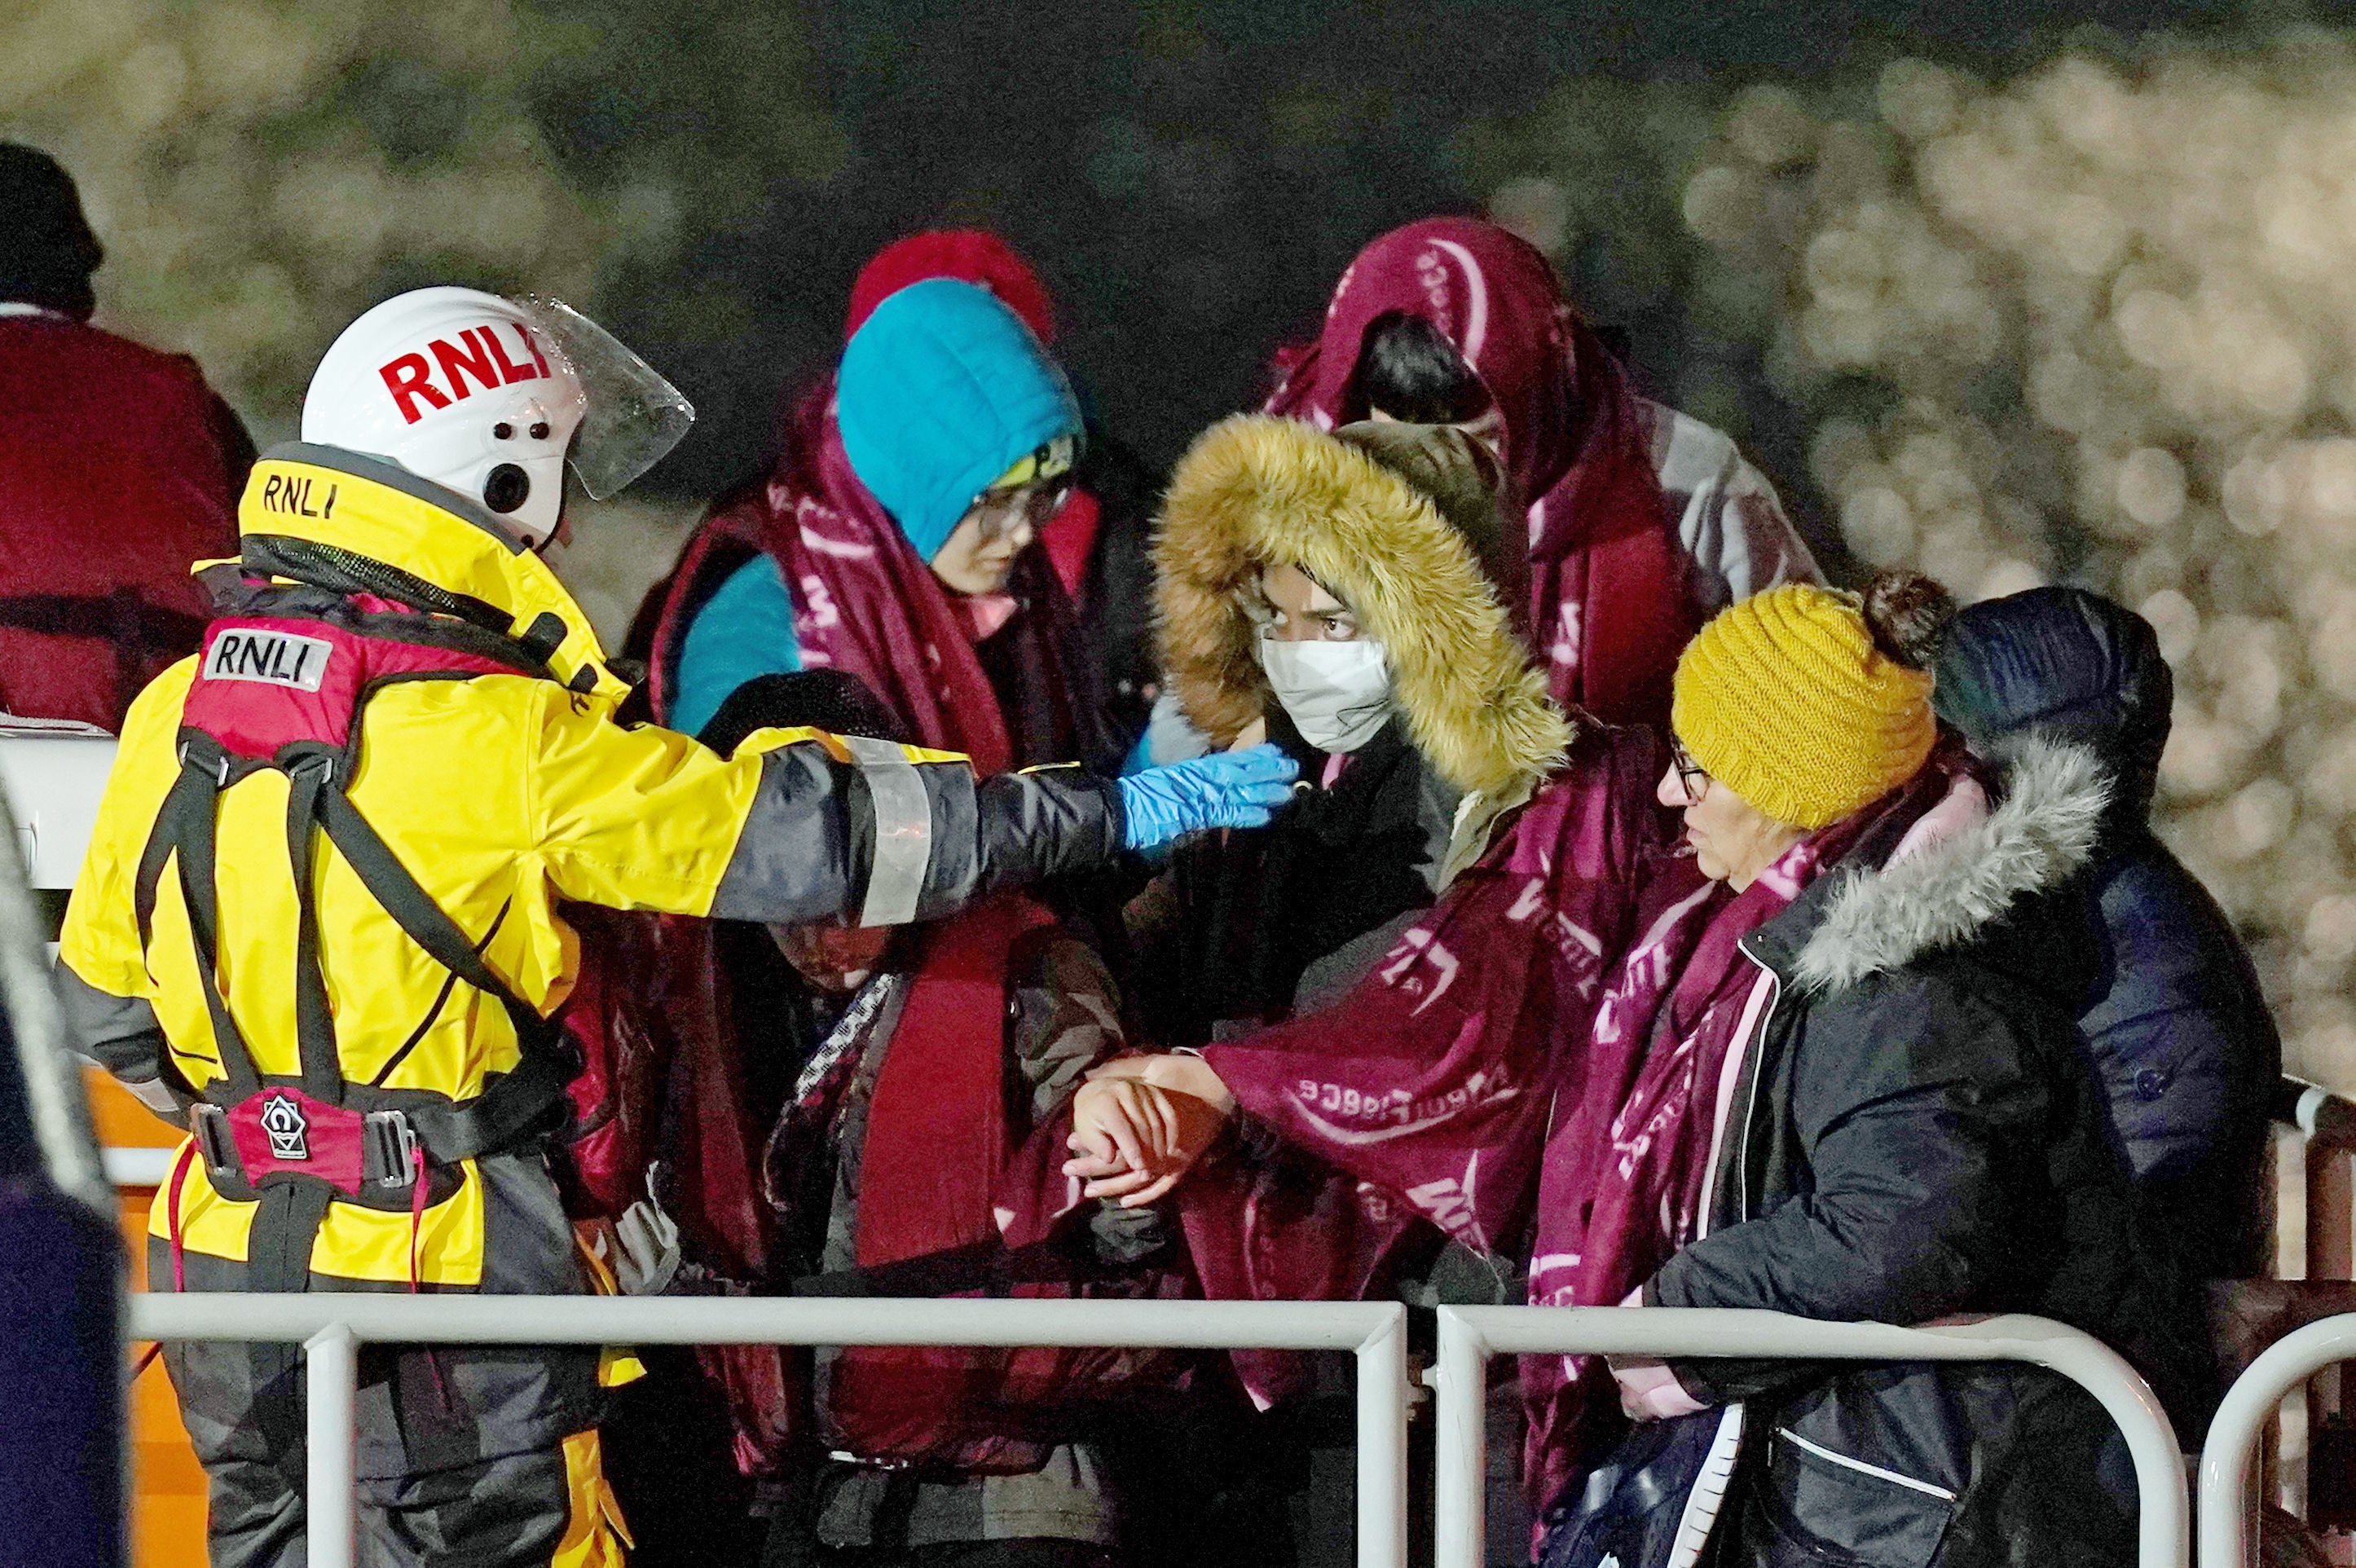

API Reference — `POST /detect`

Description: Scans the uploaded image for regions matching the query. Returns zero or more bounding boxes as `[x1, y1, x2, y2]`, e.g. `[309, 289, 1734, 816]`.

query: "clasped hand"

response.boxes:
[1060, 1053, 1237, 1208]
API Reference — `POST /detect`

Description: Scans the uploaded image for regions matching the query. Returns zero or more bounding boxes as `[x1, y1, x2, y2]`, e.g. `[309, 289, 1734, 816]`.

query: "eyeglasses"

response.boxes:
[1669, 738, 1711, 804]
[966, 476, 1075, 548]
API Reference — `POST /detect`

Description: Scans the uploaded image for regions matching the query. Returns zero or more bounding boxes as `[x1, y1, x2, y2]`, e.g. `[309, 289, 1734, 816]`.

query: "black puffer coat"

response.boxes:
[1644, 738, 2210, 1568]
[1934, 586, 2279, 1281]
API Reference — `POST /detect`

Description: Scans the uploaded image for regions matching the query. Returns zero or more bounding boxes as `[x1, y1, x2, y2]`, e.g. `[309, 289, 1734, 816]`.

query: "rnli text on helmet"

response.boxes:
[378, 323, 553, 425]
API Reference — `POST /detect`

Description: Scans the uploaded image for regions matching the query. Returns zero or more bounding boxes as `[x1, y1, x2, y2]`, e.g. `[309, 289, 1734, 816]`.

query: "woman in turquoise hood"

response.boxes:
[651, 276, 1114, 774]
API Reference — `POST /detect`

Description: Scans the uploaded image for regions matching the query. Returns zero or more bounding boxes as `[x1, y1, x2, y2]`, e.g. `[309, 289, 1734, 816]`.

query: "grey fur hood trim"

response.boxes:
[1790, 733, 2108, 993]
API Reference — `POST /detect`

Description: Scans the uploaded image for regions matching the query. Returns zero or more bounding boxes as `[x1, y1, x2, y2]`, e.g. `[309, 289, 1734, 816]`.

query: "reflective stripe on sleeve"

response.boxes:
[844, 736, 932, 928]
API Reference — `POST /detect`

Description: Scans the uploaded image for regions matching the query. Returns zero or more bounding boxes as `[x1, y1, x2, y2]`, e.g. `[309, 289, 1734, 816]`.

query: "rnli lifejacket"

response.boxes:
[143, 541, 592, 1297]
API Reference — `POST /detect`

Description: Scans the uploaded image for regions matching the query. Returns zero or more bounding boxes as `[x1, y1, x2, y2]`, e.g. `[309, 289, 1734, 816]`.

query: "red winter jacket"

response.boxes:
[0, 310, 249, 729]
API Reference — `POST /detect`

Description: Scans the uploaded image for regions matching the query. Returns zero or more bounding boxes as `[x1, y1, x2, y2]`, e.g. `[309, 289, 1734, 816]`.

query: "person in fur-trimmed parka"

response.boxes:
[1107, 411, 1674, 1363]
[1124, 412, 1594, 1051]
[1085, 408, 1677, 1559]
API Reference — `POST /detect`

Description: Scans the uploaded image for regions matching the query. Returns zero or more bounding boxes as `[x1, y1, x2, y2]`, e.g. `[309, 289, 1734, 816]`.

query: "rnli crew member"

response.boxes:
[55, 286, 1293, 1568]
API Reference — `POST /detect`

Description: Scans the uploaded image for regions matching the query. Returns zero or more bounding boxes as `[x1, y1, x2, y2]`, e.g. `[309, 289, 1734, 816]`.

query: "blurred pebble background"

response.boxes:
[14, 2, 2356, 1081]
[1469, 37, 2356, 1089]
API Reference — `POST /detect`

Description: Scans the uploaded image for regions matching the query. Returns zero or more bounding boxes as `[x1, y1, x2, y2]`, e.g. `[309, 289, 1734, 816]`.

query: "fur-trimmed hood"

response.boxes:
[1153, 414, 1571, 799]
[1781, 733, 2109, 993]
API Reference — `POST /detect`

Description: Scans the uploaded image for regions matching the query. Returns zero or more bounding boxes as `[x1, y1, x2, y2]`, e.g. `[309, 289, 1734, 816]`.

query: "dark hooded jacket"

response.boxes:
[1934, 586, 2279, 1282]
[1640, 738, 2208, 1568]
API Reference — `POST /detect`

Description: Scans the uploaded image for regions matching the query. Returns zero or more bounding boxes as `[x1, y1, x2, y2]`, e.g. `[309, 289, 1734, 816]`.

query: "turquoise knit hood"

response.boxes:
[835, 277, 1082, 561]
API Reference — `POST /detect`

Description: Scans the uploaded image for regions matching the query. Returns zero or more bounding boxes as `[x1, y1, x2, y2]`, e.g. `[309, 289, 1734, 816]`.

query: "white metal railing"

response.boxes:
[2202, 1313, 2356, 1567]
[101, 1145, 174, 1187]
[1429, 1306, 2189, 1568]
[130, 1292, 1409, 1568]
[2268, 1080, 2356, 1526]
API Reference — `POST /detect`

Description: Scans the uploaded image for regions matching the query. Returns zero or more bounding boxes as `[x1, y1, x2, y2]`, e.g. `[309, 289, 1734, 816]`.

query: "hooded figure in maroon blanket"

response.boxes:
[0, 143, 250, 729]
[570, 268, 1117, 1222]
[1263, 215, 1817, 732]
[586, 672, 1199, 1567]
[1076, 413, 1689, 1411]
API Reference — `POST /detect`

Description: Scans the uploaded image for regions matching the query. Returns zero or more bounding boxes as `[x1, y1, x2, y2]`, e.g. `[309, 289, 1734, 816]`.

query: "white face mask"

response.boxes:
[1258, 636, 1393, 754]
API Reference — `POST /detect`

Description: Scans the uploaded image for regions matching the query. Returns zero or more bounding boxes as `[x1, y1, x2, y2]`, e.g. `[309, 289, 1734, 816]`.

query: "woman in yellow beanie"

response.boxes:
[1658, 572, 1950, 886]
[1556, 570, 2210, 1568]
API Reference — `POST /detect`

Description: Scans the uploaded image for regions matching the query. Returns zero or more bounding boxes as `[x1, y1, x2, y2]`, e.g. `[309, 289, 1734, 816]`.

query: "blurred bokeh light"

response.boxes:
[1477, 36, 2356, 1086]
[17, 6, 2356, 1084]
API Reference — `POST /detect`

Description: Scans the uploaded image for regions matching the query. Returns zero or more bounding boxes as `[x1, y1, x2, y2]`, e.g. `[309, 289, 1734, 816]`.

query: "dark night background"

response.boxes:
[20, 0, 2356, 1086]
[530, 0, 2275, 504]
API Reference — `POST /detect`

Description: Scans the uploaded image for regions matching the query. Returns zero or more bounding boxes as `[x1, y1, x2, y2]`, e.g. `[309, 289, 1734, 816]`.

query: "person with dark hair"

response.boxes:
[622, 669, 1177, 1568]
[1266, 216, 1821, 733]
[1935, 587, 2279, 1286]
[0, 143, 253, 729]
[1349, 311, 1502, 434]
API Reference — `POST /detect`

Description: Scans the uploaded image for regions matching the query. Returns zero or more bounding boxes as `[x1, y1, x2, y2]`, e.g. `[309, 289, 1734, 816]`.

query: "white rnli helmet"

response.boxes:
[301, 285, 693, 549]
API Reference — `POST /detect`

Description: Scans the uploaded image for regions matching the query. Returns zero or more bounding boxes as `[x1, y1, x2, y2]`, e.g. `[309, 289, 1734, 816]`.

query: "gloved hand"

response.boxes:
[1116, 743, 1299, 851]
[614, 1197, 682, 1297]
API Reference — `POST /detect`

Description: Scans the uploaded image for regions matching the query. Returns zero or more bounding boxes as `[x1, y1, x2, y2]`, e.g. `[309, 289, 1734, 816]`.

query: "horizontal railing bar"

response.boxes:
[102, 1146, 173, 1187]
[127, 1291, 1404, 1352]
[1450, 1304, 2147, 1362]
[1435, 1307, 2186, 1568]
[134, 1292, 1413, 1568]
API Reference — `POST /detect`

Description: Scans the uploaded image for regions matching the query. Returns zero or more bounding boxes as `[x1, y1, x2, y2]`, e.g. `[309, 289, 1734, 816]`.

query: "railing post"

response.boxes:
[303, 1322, 359, 1568]
[2203, 1316, 2356, 1568]
[1354, 1304, 1410, 1568]
[1433, 1307, 1489, 1568]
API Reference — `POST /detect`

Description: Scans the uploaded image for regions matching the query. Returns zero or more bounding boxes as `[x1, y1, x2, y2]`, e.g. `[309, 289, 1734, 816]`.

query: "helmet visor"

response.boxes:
[514, 294, 695, 499]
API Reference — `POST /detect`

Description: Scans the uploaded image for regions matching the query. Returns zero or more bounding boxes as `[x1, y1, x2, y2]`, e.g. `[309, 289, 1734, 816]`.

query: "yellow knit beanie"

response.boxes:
[1671, 580, 1940, 831]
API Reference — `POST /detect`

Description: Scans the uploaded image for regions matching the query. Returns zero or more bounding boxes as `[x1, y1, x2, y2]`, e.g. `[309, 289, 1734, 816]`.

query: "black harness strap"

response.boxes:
[310, 784, 557, 1053]
[280, 748, 347, 1104]
[133, 734, 262, 1103]
[308, 779, 572, 1157]
[243, 1179, 334, 1449]
[407, 1047, 574, 1162]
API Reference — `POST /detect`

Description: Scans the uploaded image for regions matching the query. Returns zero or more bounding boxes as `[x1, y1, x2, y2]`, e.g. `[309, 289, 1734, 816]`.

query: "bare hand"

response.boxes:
[1064, 1077, 1231, 1208]
[1083, 1051, 1237, 1115]
[1135, 1051, 1238, 1116]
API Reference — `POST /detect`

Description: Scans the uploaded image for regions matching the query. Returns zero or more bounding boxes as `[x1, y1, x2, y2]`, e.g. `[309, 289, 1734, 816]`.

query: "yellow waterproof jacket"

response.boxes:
[59, 444, 1125, 1284]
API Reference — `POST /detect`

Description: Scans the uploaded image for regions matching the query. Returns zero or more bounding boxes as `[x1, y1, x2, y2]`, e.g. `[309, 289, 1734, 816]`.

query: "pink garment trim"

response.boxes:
[1890, 774, 1988, 865]
[1321, 751, 1347, 789]
[165, 1138, 198, 1293]
[1609, 1289, 1708, 1419]
[957, 592, 1020, 644]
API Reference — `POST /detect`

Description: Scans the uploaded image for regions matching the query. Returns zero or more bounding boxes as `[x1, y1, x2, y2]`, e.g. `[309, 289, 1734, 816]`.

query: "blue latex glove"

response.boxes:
[1116, 743, 1300, 851]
